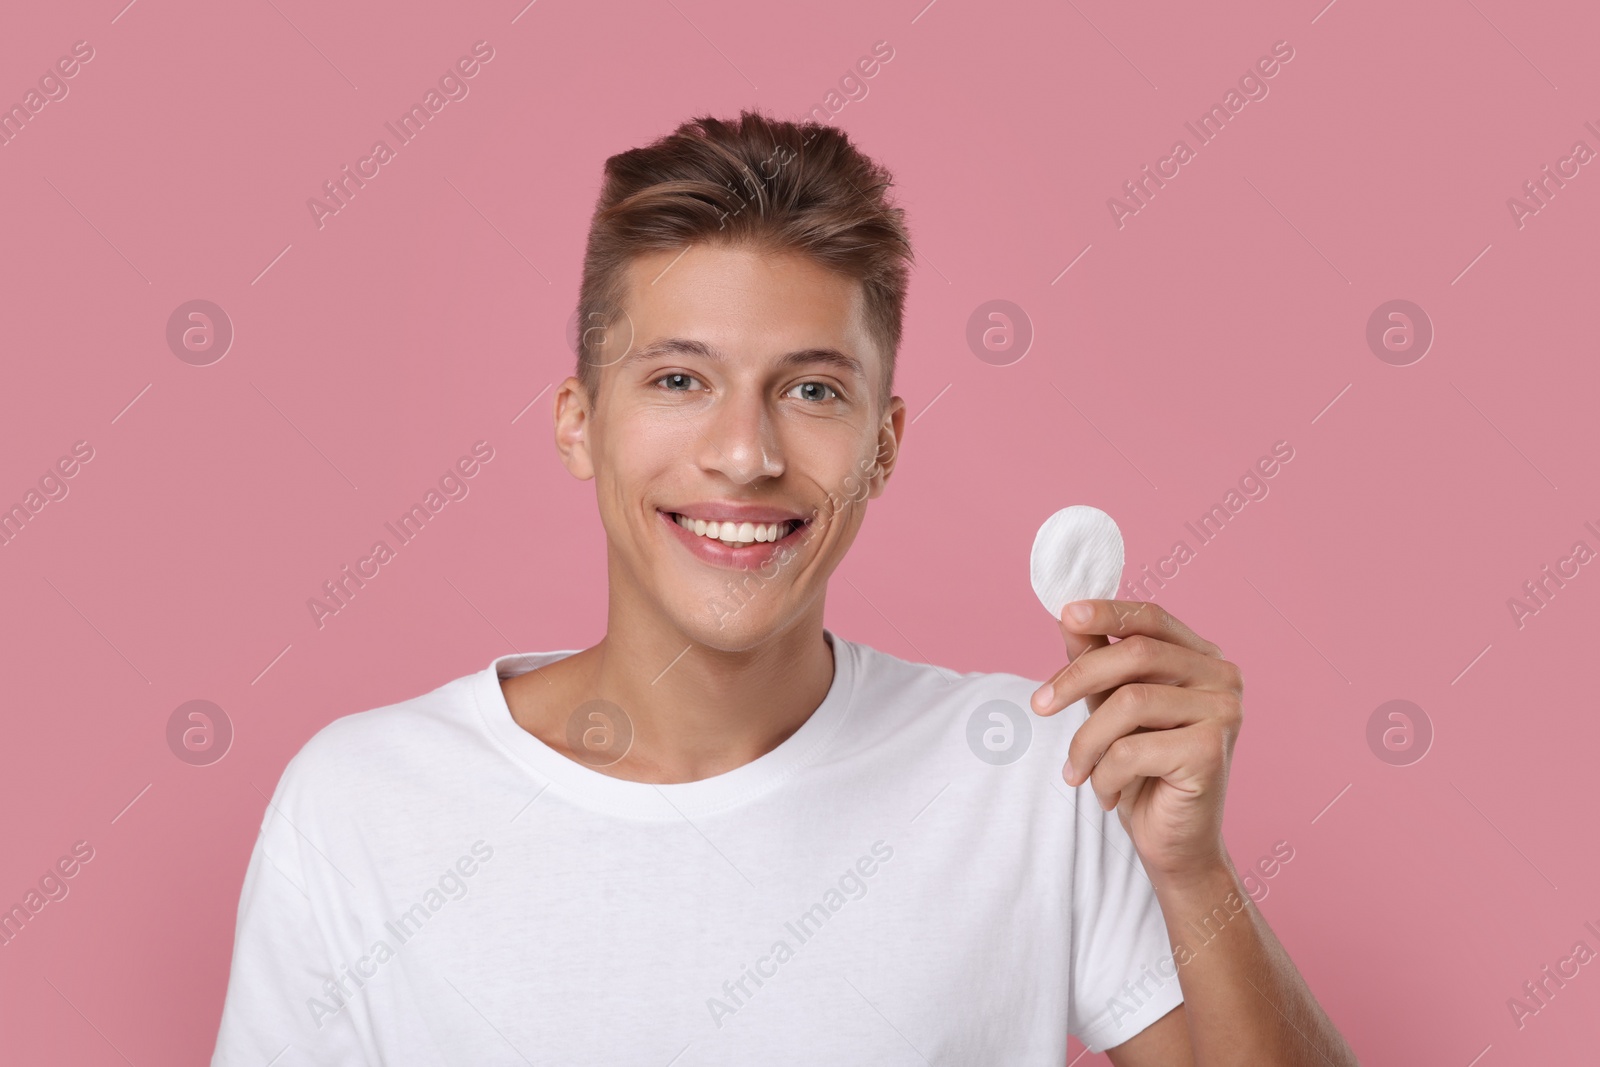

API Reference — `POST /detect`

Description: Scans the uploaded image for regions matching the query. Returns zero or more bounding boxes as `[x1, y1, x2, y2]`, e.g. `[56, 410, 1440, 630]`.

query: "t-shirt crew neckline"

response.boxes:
[473, 628, 858, 820]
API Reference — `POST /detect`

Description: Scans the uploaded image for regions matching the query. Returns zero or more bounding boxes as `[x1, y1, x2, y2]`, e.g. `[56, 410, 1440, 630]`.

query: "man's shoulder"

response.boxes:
[272, 665, 487, 802]
[851, 636, 1048, 708]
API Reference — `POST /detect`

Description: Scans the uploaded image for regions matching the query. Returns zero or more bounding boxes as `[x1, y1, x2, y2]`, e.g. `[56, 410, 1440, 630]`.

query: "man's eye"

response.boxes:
[788, 381, 839, 402]
[655, 373, 701, 391]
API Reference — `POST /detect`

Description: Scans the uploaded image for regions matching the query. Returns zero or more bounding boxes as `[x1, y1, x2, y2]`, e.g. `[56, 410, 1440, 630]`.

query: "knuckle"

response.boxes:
[1220, 658, 1244, 690]
[1123, 634, 1158, 661]
[1117, 682, 1152, 716]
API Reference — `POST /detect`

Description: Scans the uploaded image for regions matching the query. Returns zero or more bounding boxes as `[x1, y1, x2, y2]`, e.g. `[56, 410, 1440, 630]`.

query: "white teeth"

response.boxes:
[673, 513, 795, 546]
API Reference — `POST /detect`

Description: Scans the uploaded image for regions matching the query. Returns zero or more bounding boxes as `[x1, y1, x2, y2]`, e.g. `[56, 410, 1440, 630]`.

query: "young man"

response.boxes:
[212, 111, 1356, 1065]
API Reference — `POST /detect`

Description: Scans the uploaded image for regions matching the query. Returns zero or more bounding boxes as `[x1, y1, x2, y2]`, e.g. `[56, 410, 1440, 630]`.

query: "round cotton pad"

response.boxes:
[1029, 505, 1126, 620]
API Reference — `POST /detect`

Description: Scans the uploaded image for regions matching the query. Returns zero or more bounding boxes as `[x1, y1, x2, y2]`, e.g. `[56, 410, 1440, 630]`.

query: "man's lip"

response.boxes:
[659, 503, 811, 524]
[657, 507, 809, 569]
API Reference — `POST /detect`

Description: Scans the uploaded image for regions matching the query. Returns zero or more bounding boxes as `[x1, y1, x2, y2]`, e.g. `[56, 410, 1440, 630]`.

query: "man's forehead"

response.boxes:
[615, 246, 878, 370]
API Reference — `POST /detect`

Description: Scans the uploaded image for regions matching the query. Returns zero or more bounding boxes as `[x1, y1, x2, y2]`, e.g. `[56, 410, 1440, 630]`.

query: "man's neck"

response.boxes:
[504, 605, 835, 784]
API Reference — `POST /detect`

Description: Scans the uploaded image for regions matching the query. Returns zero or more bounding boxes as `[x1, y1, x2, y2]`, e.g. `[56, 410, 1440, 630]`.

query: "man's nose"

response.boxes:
[695, 390, 784, 485]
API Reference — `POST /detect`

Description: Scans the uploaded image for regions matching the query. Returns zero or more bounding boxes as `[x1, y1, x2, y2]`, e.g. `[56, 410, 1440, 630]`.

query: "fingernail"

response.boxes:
[1068, 602, 1093, 623]
[1033, 684, 1053, 710]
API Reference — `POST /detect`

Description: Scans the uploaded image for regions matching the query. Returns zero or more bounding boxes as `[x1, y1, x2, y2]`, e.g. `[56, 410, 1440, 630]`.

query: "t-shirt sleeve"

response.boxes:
[211, 756, 367, 1067]
[1062, 706, 1185, 1052]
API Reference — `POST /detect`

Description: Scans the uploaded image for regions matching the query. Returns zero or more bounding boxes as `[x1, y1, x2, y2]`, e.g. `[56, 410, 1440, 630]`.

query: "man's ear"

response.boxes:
[867, 394, 906, 499]
[553, 376, 596, 481]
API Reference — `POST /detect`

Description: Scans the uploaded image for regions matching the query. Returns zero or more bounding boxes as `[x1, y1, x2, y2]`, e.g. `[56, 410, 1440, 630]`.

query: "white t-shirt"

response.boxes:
[212, 629, 1182, 1065]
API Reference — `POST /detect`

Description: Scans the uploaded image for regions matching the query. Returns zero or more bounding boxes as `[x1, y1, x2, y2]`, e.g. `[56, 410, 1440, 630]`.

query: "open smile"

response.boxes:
[657, 508, 812, 568]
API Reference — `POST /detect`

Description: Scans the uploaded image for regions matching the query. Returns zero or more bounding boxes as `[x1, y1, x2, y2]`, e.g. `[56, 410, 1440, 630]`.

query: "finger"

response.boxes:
[1061, 600, 1224, 659]
[1064, 684, 1230, 786]
[1031, 606, 1108, 716]
[1086, 723, 1225, 811]
[1036, 633, 1237, 717]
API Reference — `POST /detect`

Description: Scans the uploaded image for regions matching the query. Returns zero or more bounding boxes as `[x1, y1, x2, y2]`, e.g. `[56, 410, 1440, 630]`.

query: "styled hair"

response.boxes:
[574, 109, 912, 408]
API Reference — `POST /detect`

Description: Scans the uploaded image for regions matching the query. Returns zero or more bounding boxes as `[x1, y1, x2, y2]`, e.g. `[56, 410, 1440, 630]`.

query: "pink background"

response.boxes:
[2, 0, 1597, 1062]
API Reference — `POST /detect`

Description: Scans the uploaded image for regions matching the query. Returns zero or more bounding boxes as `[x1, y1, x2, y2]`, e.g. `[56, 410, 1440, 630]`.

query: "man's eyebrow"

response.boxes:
[621, 337, 867, 380]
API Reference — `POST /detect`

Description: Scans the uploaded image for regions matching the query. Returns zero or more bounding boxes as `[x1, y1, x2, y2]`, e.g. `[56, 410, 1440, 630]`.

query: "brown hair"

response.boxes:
[574, 109, 912, 409]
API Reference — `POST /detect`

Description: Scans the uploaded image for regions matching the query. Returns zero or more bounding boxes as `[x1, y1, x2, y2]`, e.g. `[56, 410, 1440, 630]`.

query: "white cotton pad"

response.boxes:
[1029, 505, 1126, 620]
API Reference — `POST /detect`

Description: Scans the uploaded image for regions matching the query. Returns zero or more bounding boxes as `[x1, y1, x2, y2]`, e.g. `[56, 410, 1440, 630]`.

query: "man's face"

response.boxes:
[554, 243, 905, 653]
